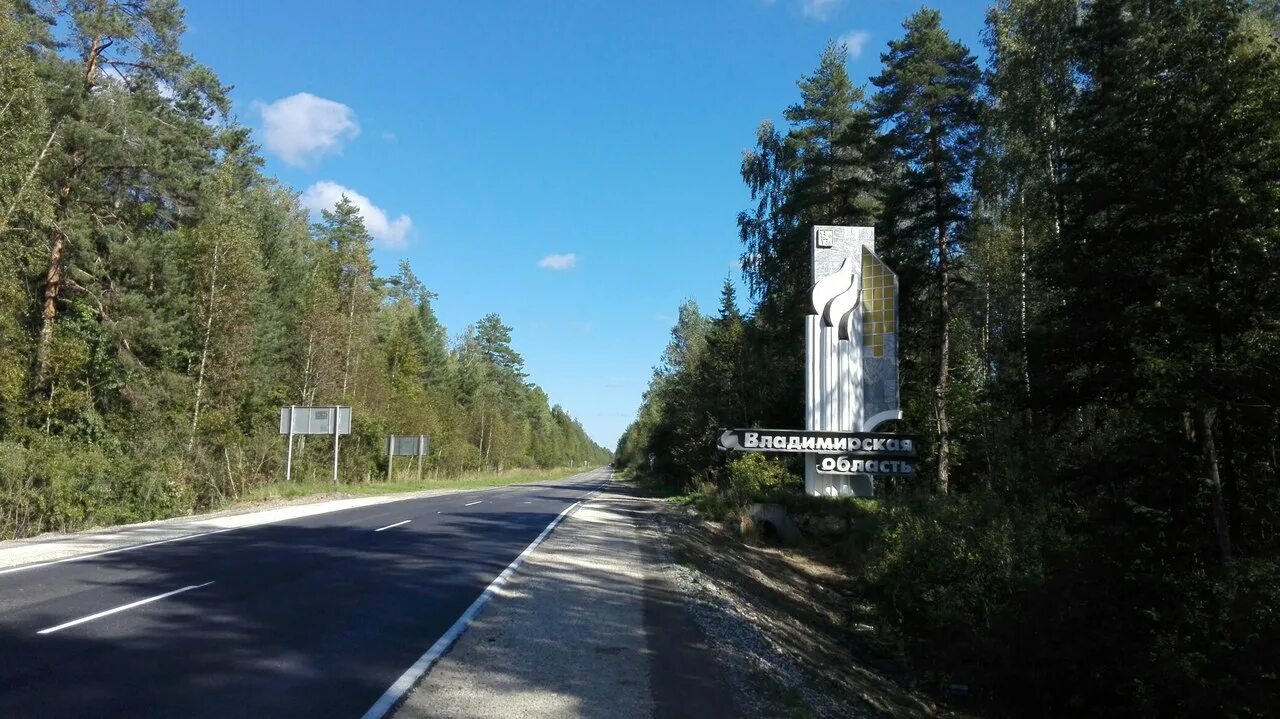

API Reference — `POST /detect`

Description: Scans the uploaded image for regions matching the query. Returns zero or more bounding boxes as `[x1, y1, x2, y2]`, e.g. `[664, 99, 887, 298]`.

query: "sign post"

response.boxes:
[278, 406, 352, 485]
[284, 405, 296, 482]
[331, 405, 340, 486]
[386, 435, 430, 482]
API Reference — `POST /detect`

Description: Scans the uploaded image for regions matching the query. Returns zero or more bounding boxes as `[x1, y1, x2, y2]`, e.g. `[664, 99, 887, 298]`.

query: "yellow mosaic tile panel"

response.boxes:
[861, 249, 896, 358]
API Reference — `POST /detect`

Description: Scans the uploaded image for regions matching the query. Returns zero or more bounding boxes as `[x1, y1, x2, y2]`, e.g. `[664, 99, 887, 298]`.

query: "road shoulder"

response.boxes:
[392, 484, 739, 719]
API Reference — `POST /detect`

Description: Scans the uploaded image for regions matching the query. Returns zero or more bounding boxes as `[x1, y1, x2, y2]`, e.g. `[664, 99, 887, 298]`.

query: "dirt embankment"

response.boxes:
[642, 490, 965, 719]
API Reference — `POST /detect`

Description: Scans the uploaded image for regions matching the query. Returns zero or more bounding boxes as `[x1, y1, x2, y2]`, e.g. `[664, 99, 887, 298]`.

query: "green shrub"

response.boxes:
[678, 455, 804, 521]
[861, 491, 1057, 689]
[0, 438, 195, 539]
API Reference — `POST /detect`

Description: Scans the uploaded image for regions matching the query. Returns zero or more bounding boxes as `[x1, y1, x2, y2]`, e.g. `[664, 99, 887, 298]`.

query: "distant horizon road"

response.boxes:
[0, 468, 610, 718]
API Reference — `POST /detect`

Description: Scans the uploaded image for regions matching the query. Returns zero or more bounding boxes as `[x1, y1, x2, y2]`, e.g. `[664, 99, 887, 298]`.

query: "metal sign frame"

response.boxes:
[386, 435, 430, 483]
[279, 406, 352, 485]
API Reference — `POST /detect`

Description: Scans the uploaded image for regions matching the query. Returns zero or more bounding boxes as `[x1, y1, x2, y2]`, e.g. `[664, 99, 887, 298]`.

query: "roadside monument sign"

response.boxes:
[715, 226, 907, 498]
[279, 405, 352, 485]
[717, 428, 917, 478]
[386, 434, 430, 482]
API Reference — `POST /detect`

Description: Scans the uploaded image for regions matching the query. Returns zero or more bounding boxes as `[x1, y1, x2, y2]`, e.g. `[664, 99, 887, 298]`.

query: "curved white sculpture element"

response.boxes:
[864, 409, 904, 432]
[824, 278, 860, 340]
[810, 257, 853, 317]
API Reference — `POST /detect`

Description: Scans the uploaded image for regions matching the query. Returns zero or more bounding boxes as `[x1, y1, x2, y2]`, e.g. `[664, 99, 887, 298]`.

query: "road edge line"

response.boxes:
[360, 489, 596, 719]
[0, 529, 239, 577]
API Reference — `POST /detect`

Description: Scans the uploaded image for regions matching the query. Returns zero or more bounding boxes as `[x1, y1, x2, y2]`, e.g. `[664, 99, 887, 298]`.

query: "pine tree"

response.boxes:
[872, 8, 981, 494]
[738, 45, 883, 433]
[27, 0, 230, 392]
[0, 0, 52, 431]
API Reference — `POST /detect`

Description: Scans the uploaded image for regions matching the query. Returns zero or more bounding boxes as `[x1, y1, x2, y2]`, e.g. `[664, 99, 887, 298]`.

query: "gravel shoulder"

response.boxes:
[644, 489, 952, 719]
[390, 477, 949, 719]
[393, 483, 739, 719]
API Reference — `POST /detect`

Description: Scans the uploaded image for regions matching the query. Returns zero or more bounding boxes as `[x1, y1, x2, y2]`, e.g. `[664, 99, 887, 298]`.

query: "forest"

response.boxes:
[616, 1, 1280, 716]
[0, 0, 610, 541]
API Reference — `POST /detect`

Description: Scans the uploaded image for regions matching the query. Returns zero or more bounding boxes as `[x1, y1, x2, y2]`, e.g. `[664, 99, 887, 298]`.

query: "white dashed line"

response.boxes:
[374, 520, 411, 532]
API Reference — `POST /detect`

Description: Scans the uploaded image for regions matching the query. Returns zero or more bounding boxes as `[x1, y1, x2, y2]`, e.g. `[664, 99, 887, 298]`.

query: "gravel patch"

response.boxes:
[644, 510, 848, 718]
[639, 500, 942, 719]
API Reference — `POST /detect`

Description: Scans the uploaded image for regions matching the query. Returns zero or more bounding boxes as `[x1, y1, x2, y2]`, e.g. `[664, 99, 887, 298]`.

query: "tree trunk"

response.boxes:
[341, 278, 356, 399]
[189, 241, 220, 452]
[33, 181, 75, 388]
[1018, 187, 1031, 402]
[1221, 405, 1243, 553]
[0, 124, 59, 233]
[483, 413, 493, 466]
[301, 327, 316, 404]
[1196, 404, 1232, 568]
[982, 277, 991, 386]
[936, 236, 952, 495]
[931, 131, 951, 495]
[33, 34, 105, 389]
[1046, 113, 1063, 242]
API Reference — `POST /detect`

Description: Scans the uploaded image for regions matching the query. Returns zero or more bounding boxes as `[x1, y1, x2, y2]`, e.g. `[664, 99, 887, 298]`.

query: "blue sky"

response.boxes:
[180, 0, 988, 449]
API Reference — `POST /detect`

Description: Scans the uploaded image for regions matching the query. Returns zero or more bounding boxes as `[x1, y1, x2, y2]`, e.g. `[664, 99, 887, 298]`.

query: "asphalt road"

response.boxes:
[0, 468, 610, 719]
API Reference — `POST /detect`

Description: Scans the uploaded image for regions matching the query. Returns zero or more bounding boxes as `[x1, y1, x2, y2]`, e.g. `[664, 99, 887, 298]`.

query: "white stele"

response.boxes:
[804, 226, 901, 498]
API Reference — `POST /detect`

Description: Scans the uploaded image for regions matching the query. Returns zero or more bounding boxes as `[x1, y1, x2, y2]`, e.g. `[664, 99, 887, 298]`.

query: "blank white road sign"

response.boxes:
[388, 435, 429, 457]
[279, 406, 352, 436]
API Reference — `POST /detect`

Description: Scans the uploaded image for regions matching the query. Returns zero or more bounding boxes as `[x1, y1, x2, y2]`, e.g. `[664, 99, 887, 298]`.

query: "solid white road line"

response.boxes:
[464, 501, 482, 507]
[360, 500, 584, 719]
[0, 529, 238, 577]
[36, 581, 215, 635]
[374, 520, 411, 532]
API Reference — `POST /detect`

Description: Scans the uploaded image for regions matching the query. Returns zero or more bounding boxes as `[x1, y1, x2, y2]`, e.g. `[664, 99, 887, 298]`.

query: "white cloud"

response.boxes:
[800, 0, 839, 21]
[537, 253, 578, 270]
[257, 93, 359, 167]
[300, 181, 412, 249]
[839, 30, 871, 59]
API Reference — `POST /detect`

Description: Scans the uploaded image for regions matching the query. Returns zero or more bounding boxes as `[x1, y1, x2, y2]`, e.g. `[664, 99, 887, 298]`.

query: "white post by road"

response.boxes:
[332, 405, 340, 486]
[387, 435, 394, 483]
[285, 405, 295, 483]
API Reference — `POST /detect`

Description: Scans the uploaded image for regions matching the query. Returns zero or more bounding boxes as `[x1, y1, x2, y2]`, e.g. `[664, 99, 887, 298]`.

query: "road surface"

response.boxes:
[0, 469, 610, 718]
